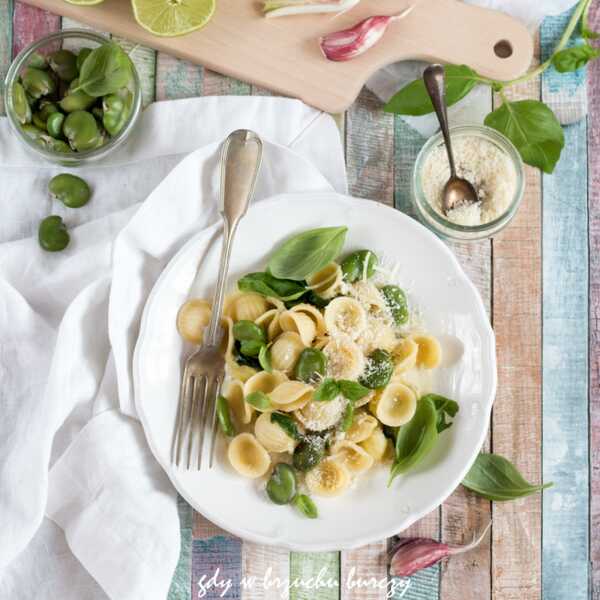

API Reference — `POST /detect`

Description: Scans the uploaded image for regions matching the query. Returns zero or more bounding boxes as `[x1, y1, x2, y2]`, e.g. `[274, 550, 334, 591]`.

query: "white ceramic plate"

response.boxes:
[134, 192, 496, 551]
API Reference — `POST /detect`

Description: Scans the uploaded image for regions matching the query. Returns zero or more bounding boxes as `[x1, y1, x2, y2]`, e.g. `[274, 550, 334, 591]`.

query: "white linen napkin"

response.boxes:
[366, 0, 580, 136]
[0, 96, 347, 599]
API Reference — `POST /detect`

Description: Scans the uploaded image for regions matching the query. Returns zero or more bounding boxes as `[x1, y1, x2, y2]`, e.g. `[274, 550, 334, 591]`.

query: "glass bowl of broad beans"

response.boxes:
[4, 29, 142, 166]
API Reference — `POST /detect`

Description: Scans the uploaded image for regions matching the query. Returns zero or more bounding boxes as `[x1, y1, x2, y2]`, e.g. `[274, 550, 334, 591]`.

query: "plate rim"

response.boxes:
[133, 191, 497, 551]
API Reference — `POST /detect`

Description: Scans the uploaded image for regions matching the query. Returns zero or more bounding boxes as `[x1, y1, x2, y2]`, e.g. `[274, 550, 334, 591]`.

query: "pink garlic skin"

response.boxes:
[319, 16, 394, 62]
[389, 538, 450, 577]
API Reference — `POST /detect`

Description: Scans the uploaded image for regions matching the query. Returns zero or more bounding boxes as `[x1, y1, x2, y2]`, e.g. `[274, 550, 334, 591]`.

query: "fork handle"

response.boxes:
[205, 130, 263, 345]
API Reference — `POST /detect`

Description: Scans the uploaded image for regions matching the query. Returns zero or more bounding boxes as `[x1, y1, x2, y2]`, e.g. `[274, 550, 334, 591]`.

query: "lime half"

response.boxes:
[132, 0, 215, 37]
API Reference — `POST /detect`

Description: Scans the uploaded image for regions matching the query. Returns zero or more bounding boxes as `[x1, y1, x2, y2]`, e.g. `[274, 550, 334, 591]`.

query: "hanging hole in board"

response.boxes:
[494, 40, 513, 59]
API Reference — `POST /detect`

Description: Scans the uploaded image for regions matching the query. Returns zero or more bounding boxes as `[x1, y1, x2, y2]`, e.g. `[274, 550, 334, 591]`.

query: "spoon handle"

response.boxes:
[205, 130, 263, 345]
[423, 64, 456, 178]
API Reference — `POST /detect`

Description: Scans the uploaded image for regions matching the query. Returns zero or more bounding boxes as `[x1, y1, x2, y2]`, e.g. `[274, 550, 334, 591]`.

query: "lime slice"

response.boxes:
[132, 0, 215, 37]
[63, 0, 105, 5]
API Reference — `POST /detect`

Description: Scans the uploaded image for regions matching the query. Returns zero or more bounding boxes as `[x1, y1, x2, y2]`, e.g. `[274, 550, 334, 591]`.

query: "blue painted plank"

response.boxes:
[168, 495, 193, 600]
[541, 10, 590, 600]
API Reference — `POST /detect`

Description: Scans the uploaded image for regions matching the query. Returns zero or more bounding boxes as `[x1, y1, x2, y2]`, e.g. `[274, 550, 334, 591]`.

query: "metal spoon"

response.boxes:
[423, 64, 479, 215]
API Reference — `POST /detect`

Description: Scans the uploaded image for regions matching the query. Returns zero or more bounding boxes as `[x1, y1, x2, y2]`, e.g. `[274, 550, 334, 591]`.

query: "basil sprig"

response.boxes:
[72, 43, 132, 97]
[271, 412, 302, 441]
[382, 0, 599, 174]
[384, 64, 479, 116]
[313, 378, 369, 403]
[462, 453, 553, 501]
[268, 226, 347, 281]
[238, 272, 306, 301]
[388, 395, 459, 485]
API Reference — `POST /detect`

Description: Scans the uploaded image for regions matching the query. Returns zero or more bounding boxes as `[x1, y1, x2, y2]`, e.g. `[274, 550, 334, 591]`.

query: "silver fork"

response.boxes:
[172, 129, 263, 470]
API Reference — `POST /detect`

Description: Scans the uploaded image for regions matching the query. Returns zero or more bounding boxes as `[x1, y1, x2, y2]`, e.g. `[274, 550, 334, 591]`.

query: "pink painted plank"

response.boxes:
[12, 1, 59, 56]
[588, 2, 600, 597]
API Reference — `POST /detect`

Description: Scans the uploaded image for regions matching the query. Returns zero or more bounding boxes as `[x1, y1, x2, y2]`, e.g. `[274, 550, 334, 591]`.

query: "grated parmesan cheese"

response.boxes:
[421, 135, 517, 226]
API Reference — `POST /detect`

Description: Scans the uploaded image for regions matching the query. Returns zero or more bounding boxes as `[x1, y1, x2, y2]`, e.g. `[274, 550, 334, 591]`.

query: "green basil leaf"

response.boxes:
[582, 26, 600, 40]
[292, 494, 318, 518]
[462, 453, 553, 501]
[384, 64, 479, 116]
[340, 400, 355, 432]
[285, 290, 330, 309]
[75, 43, 132, 97]
[423, 393, 459, 433]
[233, 341, 261, 369]
[313, 378, 340, 402]
[552, 43, 599, 72]
[338, 380, 370, 402]
[268, 226, 348, 281]
[232, 320, 266, 343]
[245, 391, 272, 410]
[238, 272, 307, 301]
[271, 411, 302, 440]
[484, 100, 564, 173]
[258, 344, 272, 373]
[216, 395, 235, 437]
[389, 397, 438, 484]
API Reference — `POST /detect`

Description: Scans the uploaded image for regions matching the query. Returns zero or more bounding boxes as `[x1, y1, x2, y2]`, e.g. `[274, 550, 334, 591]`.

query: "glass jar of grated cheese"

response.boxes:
[412, 125, 524, 241]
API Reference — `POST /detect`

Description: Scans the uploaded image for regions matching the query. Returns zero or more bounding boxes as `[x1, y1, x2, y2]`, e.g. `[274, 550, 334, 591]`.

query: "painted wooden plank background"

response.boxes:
[0, 2, 597, 599]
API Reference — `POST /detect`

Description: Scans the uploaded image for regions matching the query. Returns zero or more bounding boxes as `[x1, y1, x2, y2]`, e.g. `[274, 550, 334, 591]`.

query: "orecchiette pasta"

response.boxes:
[178, 229, 459, 507]
[323, 337, 365, 380]
[331, 441, 374, 473]
[295, 397, 344, 431]
[373, 382, 417, 427]
[227, 433, 271, 478]
[224, 379, 253, 425]
[359, 427, 389, 462]
[270, 331, 305, 373]
[413, 334, 442, 369]
[324, 297, 367, 340]
[392, 337, 419, 374]
[176, 299, 212, 344]
[269, 381, 313, 412]
[306, 262, 342, 299]
[305, 459, 351, 497]
[279, 310, 317, 346]
[255, 412, 296, 453]
[345, 411, 379, 443]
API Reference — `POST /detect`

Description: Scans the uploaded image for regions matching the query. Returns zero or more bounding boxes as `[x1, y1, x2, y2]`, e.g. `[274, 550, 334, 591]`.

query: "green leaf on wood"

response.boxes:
[484, 99, 565, 173]
[384, 64, 479, 116]
[462, 453, 553, 501]
[552, 43, 599, 72]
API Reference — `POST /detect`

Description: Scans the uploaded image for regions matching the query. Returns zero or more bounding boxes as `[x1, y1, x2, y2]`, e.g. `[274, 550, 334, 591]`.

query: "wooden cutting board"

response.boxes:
[22, 0, 533, 113]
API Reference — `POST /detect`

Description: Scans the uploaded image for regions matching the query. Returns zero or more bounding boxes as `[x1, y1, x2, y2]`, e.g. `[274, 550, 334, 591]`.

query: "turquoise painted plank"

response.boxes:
[541, 11, 590, 600]
[0, 0, 13, 115]
[168, 495, 193, 600]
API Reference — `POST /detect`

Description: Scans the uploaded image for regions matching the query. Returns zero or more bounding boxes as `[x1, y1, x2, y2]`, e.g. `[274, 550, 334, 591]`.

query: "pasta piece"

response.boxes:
[270, 381, 313, 412]
[324, 296, 367, 340]
[224, 379, 253, 425]
[413, 334, 442, 369]
[289, 303, 327, 337]
[355, 389, 375, 408]
[313, 335, 329, 351]
[227, 433, 271, 478]
[305, 458, 350, 497]
[254, 412, 296, 453]
[331, 440, 374, 473]
[176, 299, 212, 344]
[392, 337, 418, 375]
[255, 308, 283, 340]
[375, 382, 417, 427]
[295, 397, 344, 431]
[222, 316, 258, 382]
[347, 280, 386, 311]
[243, 370, 287, 409]
[323, 337, 365, 380]
[306, 262, 342, 299]
[359, 427, 389, 462]
[279, 310, 317, 346]
[270, 331, 305, 373]
[223, 292, 270, 322]
[346, 411, 379, 443]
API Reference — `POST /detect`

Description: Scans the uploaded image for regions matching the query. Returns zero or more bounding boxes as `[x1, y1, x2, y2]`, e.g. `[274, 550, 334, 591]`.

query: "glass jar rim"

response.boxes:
[412, 124, 525, 236]
[4, 29, 142, 164]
